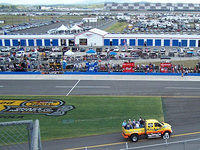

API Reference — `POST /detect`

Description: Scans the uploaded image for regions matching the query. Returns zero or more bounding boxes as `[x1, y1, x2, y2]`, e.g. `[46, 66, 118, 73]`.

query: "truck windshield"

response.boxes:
[160, 122, 164, 125]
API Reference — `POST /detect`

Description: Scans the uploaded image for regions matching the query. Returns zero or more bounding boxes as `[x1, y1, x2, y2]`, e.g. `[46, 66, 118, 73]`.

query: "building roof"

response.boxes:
[89, 28, 108, 36]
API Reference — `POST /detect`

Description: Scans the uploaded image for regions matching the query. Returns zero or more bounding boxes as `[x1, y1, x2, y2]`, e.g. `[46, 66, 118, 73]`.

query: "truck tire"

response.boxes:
[130, 134, 139, 142]
[162, 131, 170, 140]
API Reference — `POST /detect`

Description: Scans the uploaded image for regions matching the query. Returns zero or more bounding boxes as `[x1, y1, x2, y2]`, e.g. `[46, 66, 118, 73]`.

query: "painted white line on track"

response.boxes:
[0, 86, 4, 88]
[66, 80, 80, 96]
[165, 87, 200, 90]
[56, 86, 110, 89]
[120, 137, 200, 150]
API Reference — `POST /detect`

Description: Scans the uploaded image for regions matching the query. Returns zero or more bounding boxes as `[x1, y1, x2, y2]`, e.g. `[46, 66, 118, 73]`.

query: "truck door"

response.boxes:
[154, 123, 163, 134]
[146, 123, 154, 134]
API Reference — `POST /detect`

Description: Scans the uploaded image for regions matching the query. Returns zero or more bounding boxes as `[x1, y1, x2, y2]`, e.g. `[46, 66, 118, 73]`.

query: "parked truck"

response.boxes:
[122, 119, 172, 142]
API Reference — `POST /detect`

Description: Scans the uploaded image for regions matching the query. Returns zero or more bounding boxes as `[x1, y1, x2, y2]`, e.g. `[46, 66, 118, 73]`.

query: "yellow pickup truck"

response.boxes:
[122, 119, 172, 142]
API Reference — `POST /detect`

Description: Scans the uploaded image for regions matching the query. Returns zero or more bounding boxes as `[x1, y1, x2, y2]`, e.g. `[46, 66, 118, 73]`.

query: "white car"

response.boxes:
[127, 47, 134, 52]
[104, 47, 110, 52]
[0, 47, 10, 52]
[52, 47, 60, 52]
[121, 48, 126, 52]
[113, 47, 119, 52]
[16, 51, 25, 57]
[160, 48, 166, 53]
[197, 50, 200, 56]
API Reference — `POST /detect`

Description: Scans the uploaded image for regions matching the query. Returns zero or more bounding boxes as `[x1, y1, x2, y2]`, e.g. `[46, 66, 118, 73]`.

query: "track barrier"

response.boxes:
[0, 71, 200, 76]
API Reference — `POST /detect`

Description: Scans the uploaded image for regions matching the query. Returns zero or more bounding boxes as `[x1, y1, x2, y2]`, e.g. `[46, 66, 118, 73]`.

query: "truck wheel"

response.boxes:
[162, 132, 170, 140]
[130, 134, 139, 142]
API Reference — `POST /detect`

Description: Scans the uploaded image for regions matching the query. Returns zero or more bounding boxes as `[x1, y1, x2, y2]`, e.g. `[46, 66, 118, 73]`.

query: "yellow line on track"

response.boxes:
[64, 131, 200, 150]
[65, 142, 126, 150]
[172, 131, 200, 137]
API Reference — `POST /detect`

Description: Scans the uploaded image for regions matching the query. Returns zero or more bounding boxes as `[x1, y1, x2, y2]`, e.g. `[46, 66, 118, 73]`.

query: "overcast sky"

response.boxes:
[0, 0, 200, 5]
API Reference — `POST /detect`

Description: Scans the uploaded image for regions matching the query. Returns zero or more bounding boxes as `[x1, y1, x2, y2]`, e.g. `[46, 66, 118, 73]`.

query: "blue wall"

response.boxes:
[112, 39, 119, 46]
[52, 39, 58, 46]
[129, 39, 135, 46]
[36, 39, 42, 46]
[28, 39, 34, 46]
[155, 39, 161, 46]
[164, 39, 170, 46]
[147, 39, 153, 46]
[138, 39, 144, 46]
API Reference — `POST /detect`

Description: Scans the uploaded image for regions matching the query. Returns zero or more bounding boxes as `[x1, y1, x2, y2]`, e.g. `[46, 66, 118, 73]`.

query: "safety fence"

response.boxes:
[0, 119, 42, 150]
[120, 138, 200, 150]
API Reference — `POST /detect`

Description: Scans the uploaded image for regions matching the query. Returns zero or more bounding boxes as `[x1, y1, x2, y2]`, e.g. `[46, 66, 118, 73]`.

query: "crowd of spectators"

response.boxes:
[1, 46, 200, 74]
[1, 57, 200, 74]
[122, 117, 145, 130]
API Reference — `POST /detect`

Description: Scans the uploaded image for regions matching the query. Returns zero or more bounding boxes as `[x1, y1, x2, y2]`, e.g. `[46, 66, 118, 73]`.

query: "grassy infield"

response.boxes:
[0, 95, 164, 141]
[104, 22, 129, 33]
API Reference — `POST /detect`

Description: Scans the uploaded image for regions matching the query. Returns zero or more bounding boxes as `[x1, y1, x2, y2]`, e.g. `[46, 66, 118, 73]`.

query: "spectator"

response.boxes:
[122, 120, 127, 127]
[126, 121, 133, 130]
[128, 119, 132, 125]
[135, 121, 140, 128]
[132, 119, 136, 128]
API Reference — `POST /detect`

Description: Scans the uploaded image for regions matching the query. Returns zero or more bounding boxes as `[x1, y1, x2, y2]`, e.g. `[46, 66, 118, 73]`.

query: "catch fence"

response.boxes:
[0, 119, 42, 150]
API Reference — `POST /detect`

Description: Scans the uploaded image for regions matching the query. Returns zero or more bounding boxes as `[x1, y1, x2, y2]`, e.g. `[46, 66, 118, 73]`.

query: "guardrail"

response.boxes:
[0, 71, 200, 76]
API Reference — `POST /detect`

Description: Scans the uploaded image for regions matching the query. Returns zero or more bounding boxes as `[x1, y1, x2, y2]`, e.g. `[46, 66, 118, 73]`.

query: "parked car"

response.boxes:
[16, 51, 25, 58]
[160, 55, 171, 59]
[178, 52, 185, 57]
[113, 46, 119, 52]
[127, 47, 134, 52]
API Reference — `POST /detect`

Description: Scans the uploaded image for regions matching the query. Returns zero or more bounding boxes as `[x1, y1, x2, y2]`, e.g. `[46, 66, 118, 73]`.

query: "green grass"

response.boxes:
[104, 22, 129, 33]
[0, 95, 164, 141]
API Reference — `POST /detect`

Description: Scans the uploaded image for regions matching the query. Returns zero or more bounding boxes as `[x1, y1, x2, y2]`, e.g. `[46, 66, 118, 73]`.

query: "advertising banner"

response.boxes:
[122, 62, 135, 72]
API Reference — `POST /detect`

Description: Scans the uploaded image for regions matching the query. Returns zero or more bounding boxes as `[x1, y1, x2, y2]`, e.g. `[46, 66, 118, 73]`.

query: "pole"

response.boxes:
[126, 142, 128, 149]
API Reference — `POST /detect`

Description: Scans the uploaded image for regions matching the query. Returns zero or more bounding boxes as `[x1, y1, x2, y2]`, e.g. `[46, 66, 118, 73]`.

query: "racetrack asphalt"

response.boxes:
[0, 79, 200, 150]
[1, 80, 200, 96]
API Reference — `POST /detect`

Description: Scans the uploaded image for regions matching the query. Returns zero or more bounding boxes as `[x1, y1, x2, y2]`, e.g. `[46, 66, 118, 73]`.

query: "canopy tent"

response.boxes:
[64, 50, 75, 56]
[109, 51, 117, 55]
[70, 24, 83, 33]
[86, 49, 96, 54]
[56, 24, 69, 34]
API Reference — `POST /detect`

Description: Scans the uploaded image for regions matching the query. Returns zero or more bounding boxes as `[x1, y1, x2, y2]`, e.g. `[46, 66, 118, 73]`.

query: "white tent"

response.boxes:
[56, 24, 69, 32]
[70, 24, 83, 32]
[64, 50, 75, 56]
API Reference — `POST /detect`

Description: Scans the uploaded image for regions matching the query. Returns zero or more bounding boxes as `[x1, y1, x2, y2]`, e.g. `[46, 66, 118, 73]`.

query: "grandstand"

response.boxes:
[104, 2, 200, 11]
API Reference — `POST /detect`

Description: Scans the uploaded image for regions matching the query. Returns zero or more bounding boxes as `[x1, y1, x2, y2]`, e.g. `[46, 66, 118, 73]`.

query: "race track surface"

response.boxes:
[0, 80, 200, 150]
[1, 80, 200, 96]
